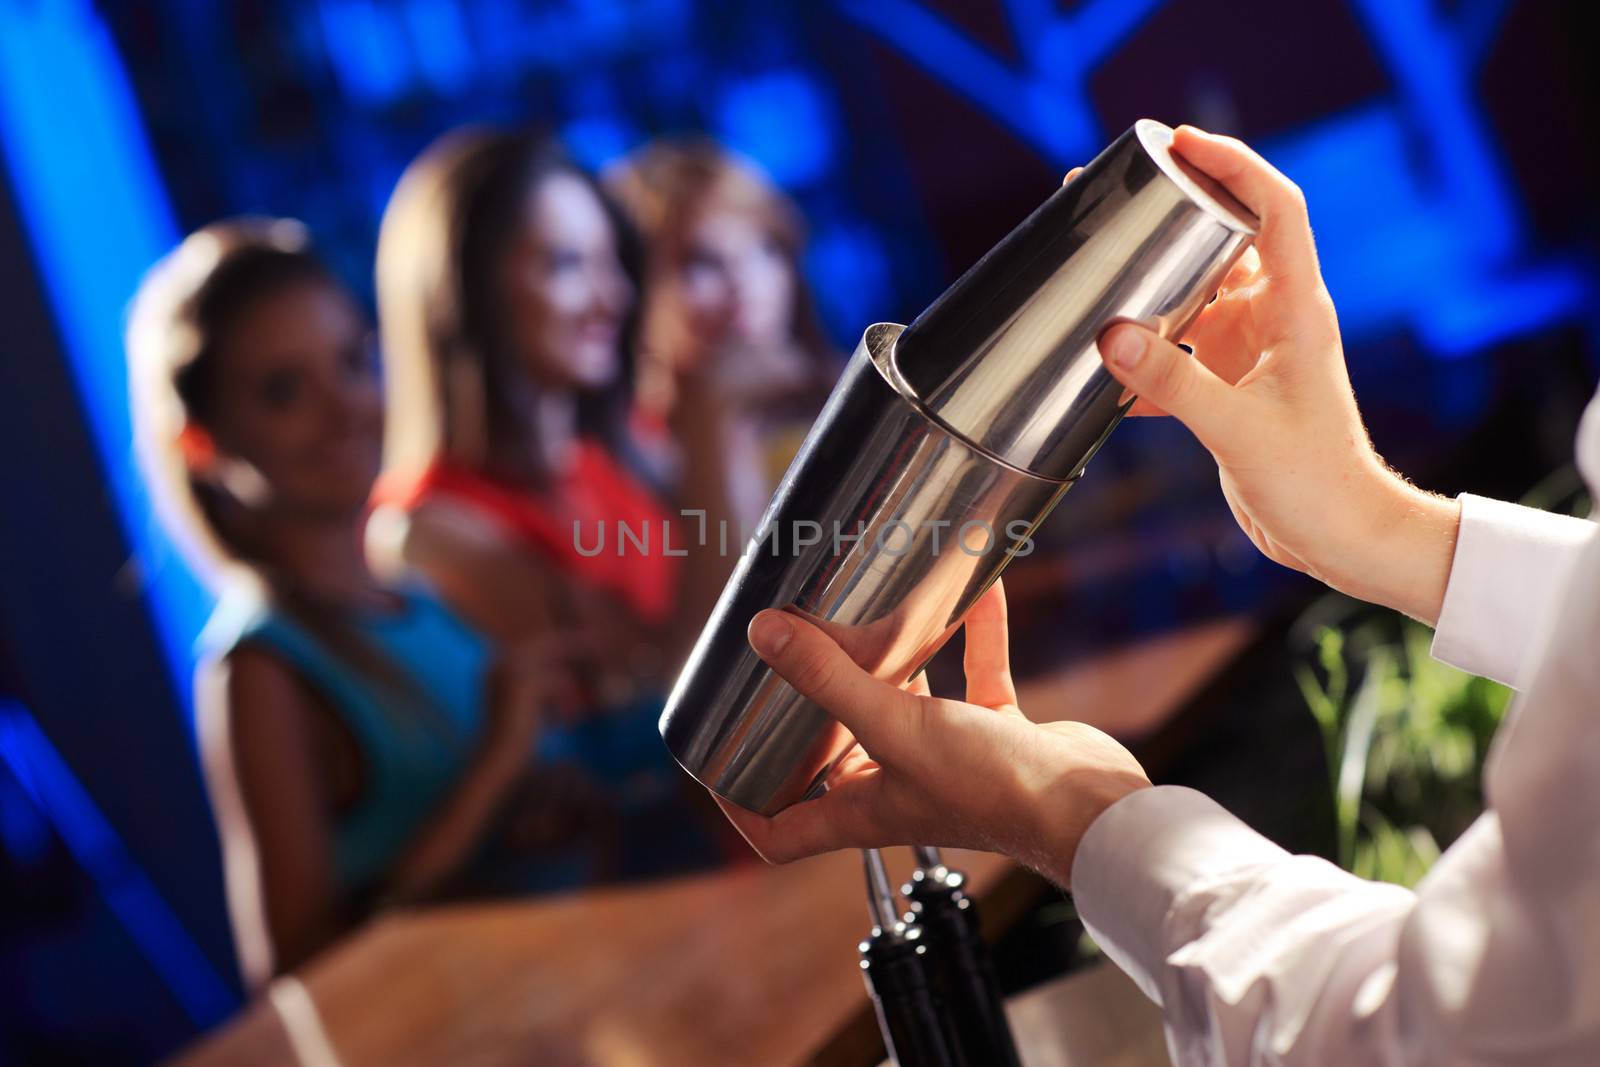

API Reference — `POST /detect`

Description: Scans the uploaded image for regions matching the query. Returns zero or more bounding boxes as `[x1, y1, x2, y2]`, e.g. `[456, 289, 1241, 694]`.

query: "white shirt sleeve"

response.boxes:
[1430, 493, 1595, 688]
[1071, 531, 1600, 1066]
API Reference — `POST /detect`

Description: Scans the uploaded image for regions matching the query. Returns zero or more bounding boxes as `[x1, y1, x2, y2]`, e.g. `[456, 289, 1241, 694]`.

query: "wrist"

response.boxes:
[1050, 773, 1151, 889]
[1012, 748, 1151, 888]
[1334, 466, 1460, 624]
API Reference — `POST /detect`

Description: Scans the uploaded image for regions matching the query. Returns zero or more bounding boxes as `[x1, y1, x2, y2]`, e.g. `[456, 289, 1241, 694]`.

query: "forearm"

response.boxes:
[380, 748, 524, 904]
[1316, 467, 1600, 687]
[264, 896, 346, 976]
[663, 377, 739, 661]
[395, 501, 561, 644]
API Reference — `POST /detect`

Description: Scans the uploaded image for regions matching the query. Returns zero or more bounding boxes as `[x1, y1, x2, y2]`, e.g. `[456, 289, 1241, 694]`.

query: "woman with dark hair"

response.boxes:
[128, 220, 612, 988]
[370, 128, 738, 700]
[605, 138, 838, 530]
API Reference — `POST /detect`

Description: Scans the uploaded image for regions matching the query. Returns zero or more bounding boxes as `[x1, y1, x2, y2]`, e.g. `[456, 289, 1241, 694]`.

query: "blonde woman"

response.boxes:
[606, 138, 837, 530]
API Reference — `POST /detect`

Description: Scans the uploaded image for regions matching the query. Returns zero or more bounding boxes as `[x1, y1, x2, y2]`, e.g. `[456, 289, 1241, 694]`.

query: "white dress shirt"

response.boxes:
[1071, 389, 1600, 1065]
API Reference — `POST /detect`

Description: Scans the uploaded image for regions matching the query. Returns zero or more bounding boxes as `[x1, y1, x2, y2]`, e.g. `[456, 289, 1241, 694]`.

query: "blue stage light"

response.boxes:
[840, 0, 1161, 164]
[318, 0, 413, 105]
[0, 702, 235, 1024]
[402, 0, 474, 97]
[0, 0, 209, 708]
[715, 69, 834, 188]
[564, 115, 640, 171]
[805, 220, 891, 341]
[842, 0, 1592, 362]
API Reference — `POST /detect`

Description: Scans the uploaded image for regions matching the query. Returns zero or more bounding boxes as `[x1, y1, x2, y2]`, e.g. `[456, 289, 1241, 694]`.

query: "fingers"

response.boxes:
[714, 778, 885, 864]
[748, 609, 922, 764]
[1170, 126, 1321, 291]
[1218, 245, 1262, 294]
[1098, 322, 1239, 452]
[715, 795, 797, 862]
[963, 580, 1018, 709]
[1184, 300, 1262, 388]
[1062, 166, 1084, 186]
[1122, 395, 1170, 418]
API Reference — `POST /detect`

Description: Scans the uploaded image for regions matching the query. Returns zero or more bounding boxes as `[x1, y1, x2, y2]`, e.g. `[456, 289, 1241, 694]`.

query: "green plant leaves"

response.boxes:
[1294, 603, 1510, 887]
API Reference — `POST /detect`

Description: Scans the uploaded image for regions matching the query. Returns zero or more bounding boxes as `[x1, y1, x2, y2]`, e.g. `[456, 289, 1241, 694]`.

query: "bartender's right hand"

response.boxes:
[1093, 126, 1460, 624]
[716, 581, 1150, 889]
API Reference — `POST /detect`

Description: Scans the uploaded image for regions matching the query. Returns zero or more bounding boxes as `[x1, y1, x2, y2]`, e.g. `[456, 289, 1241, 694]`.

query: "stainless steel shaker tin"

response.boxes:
[894, 119, 1258, 478]
[659, 119, 1259, 815]
[660, 323, 1071, 814]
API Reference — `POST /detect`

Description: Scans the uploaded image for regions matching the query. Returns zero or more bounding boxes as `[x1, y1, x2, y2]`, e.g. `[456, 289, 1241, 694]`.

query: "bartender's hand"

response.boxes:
[716, 581, 1150, 888]
[1093, 126, 1460, 624]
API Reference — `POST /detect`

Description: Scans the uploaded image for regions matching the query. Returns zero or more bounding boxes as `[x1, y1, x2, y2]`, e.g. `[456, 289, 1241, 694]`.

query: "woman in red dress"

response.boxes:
[370, 129, 739, 696]
[369, 131, 743, 869]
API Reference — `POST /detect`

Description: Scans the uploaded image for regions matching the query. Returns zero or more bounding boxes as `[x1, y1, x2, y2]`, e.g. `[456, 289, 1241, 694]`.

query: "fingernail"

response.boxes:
[1101, 326, 1146, 370]
[748, 611, 793, 657]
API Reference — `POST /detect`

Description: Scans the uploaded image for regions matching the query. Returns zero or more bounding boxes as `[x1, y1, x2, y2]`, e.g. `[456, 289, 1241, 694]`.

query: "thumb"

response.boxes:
[747, 609, 921, 764]
[1098, 322, 1238, 451]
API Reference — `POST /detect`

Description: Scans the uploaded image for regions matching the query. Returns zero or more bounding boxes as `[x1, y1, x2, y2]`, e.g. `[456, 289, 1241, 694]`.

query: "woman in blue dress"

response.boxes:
[127, 219, 716, 989]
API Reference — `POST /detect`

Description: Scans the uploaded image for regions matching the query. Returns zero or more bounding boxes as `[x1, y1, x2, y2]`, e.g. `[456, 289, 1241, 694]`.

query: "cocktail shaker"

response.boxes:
[660, 119, 1257, 815]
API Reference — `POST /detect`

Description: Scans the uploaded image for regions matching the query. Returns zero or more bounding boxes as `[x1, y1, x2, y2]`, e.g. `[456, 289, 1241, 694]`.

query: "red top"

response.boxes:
[375, 442, 679, 626]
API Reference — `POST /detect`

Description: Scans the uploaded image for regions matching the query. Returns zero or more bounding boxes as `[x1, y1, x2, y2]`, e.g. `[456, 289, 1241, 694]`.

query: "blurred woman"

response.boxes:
[128, 220, 614, 988]
[370, 129, 737, 694]
[605, 139, 837, 530]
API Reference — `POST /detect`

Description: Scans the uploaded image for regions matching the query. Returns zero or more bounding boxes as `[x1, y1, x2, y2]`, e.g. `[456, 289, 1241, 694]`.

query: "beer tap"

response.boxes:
[858, 849, 960, 1067]
[904, 847, 1021, 1067]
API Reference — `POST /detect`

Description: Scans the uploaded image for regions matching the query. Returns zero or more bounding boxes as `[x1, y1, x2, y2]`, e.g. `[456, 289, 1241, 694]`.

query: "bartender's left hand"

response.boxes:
[716, 581, 1150, 888]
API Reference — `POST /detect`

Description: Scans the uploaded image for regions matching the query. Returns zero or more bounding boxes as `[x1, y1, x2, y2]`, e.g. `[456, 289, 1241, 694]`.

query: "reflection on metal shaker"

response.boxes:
[660, 119, 1258, 815]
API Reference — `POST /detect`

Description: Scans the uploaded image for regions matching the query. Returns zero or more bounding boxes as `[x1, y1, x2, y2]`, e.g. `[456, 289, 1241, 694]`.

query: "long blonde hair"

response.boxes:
[603, 138, 834, 377]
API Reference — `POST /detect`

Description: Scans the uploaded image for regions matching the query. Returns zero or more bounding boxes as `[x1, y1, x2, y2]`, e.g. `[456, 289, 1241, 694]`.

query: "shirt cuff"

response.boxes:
[1070, 785, 1289, 1003]
[1431, 494, 1596, 688]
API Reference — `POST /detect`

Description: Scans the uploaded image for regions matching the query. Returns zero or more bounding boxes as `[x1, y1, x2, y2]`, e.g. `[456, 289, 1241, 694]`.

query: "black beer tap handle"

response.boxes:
[860, 923, 961, 1067]
[904, 849, 1023, 1067]
[860, 849, 963, 1067]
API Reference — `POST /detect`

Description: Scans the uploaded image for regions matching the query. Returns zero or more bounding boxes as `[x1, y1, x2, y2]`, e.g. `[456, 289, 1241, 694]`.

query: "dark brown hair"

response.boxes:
[376, 128, 643, 486]
[128, 219, 436, 714]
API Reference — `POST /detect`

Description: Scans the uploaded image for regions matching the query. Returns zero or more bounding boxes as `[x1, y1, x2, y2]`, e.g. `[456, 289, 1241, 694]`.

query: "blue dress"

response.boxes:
[199, 583, 718, 901]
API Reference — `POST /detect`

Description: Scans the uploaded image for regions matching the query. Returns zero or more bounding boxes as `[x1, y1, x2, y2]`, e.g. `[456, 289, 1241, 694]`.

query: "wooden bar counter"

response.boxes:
[172, 616, 1250, 1067]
